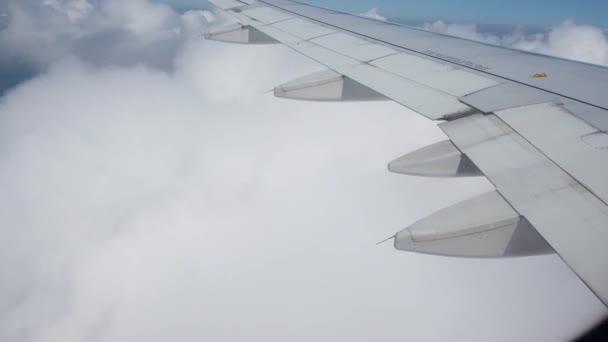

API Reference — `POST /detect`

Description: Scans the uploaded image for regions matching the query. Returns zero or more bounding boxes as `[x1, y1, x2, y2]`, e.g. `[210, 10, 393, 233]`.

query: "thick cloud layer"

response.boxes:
[0, 0, 212, 73]
[423, 19, 608, 66]
[0, 1, 607, 342]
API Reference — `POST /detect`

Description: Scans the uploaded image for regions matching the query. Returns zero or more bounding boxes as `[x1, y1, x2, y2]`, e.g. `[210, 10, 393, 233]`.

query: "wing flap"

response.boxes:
[342, 63, 475, 119]
[271, 18, 335, 39]
[370, 53, 501, 97]
[310, 33, 397, 62]
[461, 83, 556, 113]
[440, 114, 608, 305]
[495, 102, 608, 205]
[240, 6, 294, 24]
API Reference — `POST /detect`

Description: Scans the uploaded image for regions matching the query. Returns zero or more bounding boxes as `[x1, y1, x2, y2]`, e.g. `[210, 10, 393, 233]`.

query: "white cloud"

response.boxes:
[0, 0, 213, 70]
[43, 0, 94, 22]
[360, 8, 386, 21]
[513, 20, 608, 65]
[423, 19, 608, 66]
[422, 21, 501, 45]
[0, 2, 606, 342]
[101, 0, 177, 36]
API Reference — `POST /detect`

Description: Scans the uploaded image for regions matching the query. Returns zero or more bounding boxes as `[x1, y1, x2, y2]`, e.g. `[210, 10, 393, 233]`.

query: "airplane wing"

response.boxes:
[206, 0, 608, 306]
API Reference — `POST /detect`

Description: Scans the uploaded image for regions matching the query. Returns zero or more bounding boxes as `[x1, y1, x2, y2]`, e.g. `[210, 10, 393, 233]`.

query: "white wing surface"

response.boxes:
[207, 0, 608, 306]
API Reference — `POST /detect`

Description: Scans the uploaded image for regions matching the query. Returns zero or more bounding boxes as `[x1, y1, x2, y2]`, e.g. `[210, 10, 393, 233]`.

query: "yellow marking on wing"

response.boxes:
[530, 73, 548, 78]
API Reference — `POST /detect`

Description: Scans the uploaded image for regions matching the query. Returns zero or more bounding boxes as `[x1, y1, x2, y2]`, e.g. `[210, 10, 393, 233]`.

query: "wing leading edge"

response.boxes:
[207, 0, 608, 306]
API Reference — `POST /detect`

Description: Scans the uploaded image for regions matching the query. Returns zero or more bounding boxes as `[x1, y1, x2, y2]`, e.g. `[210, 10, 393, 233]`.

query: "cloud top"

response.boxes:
[423, 19, 608, 66]
[0, 0, 208, 70]
[360, 8, 386, 21]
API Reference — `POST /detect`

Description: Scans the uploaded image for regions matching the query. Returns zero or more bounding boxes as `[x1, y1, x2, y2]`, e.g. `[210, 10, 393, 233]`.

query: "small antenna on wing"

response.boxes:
[376, 234, 396, 246]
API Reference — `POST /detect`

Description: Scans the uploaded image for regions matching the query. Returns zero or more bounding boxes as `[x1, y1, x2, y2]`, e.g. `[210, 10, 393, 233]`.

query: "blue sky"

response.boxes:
[159, 0, 608, 28]
[303, 0, 608, 27]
